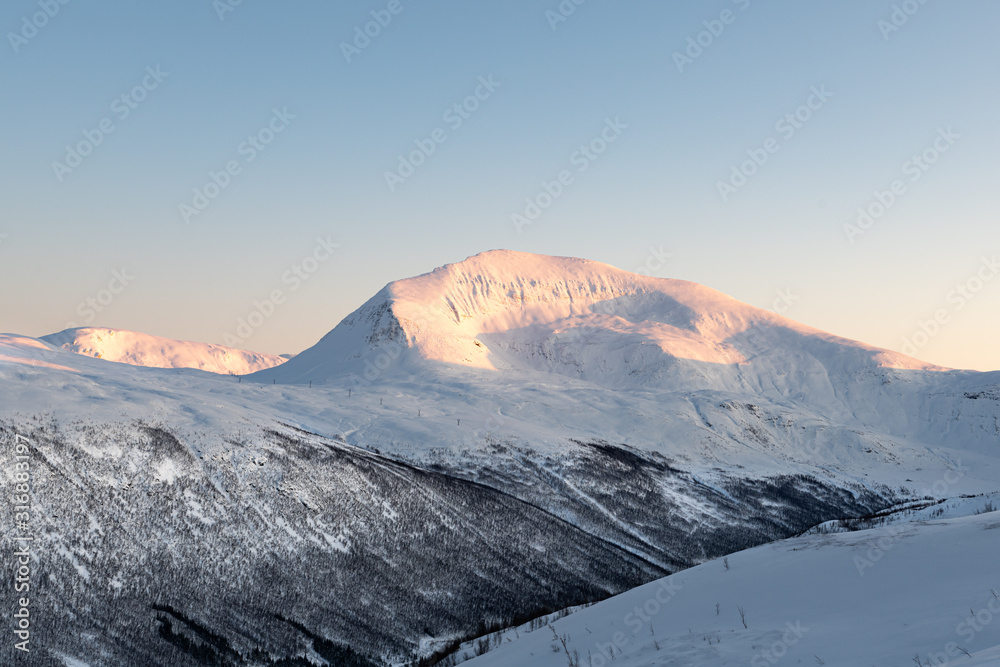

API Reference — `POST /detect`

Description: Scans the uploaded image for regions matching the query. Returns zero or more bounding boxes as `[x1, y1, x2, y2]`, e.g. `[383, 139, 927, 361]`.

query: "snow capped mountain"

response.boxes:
[0, 251, 997, 666]
[255, 249, 1000, 462]
[256, 249, 940, 388]
[40, 326, 288, 375]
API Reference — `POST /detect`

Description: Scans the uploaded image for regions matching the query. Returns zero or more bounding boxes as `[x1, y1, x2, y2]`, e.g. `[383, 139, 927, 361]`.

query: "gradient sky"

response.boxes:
[2, 1, 998, 370]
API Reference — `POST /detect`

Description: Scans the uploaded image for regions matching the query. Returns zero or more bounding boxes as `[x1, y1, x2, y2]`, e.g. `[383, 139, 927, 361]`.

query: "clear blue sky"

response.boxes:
[2, 0, 998, 369]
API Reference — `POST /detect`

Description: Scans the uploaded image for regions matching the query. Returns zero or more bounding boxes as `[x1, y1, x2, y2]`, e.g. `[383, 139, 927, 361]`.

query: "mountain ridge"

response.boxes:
[0, 250, 996, 665]
[40, 326, 289, 375]
[253, 249, 944, 388]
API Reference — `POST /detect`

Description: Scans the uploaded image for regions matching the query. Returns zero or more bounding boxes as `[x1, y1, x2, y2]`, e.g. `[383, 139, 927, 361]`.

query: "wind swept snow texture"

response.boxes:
[41, 327, 288, 374]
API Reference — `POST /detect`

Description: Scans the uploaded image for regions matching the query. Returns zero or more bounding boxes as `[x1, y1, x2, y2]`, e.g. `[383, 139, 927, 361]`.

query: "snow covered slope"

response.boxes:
[255, 249, 939, 386]
[461, 507, 1000, 667]
[0, 250, 997, 666]
[254, 250, 1000, 462]
[41, 327, 287, 374]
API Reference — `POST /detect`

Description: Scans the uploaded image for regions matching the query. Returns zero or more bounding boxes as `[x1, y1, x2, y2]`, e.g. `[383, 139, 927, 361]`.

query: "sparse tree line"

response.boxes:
[0, 420, 902, 666]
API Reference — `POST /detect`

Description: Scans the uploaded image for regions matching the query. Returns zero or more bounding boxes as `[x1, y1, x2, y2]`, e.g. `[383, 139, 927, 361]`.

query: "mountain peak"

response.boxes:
[256, 251, 940, 387]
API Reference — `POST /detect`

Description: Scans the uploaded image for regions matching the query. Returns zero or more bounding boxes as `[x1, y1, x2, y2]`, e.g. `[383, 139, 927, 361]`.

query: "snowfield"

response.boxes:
[41, 326, 288, 374]
[0, 250, 996, 666]
[461, 509, 1000, 667]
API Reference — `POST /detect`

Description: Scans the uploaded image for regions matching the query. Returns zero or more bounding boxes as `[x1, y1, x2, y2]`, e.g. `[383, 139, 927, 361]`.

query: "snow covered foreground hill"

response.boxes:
[460, 504, 1000, 667]
[0, 250, 998, 666]
[41, 326, 288, 374]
